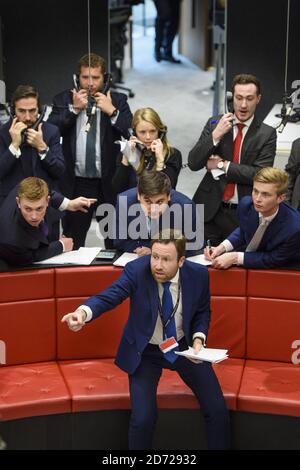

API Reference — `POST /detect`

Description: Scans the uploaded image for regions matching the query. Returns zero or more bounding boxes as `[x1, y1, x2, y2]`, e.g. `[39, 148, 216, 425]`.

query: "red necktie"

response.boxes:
[223, 123, 245, 201]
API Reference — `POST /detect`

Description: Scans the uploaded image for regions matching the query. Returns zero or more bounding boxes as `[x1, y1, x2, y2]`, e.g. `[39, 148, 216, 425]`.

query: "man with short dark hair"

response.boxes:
[0, 84, 65, 206]
[113, 171, 202, 257]
[188, 73, 277, 246]
[0, 177, 96, 266]
[62, 229, 230, 450]
[205, 167, 300, 269]
[48, 53, 132, 249]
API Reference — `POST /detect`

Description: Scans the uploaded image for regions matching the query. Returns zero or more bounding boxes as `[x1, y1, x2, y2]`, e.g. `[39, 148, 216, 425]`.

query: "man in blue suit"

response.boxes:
[0, 177, 96, 266]
[205, 167, 300, 269]
[0, 85, 65, 206]
[62, 230, 230, 449]
[112, 171, 203, 257]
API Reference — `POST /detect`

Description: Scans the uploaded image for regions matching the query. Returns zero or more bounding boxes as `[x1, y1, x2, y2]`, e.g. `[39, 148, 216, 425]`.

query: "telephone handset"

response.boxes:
[73, 74, 80, 92]
[128, 128, 166, 171]
[20, 105, 47, 145]
[226, 91, 234, 114]
[102, 72, 112, 95]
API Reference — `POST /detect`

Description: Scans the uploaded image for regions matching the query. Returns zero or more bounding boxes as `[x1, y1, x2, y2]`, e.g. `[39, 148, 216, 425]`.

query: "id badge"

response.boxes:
[159, 336, 178, 354]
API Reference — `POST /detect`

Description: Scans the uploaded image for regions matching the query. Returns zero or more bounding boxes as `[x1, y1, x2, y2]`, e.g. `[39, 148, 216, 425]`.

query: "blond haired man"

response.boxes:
[205, 167, 300, 269]
[0, 177, 96, 266]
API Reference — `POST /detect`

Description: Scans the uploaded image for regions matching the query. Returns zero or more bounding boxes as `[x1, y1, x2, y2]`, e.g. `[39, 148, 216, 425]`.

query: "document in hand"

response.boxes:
[187, 254, 212, 266]
[175, 347, 228, 363]
[113, 252, 139, 267]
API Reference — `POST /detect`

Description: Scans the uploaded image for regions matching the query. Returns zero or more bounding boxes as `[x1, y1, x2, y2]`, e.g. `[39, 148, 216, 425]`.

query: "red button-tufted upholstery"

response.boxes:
[208, 297, 246, 358]
[55, 266, 122, 298]
[247, 298, 300, 362]
[247, 269, 300, 300]
[59, 359, 130, 412]
[0, 362, 71, 421]
[209, 267, 247, 296]
[0, 299, 56, 365]
[238, 360, 300, 417]
[56, 298, 129, 360]
[59, 358, 244, 412]
[1, 265, 300, 427]
[0, 269, 54, 302]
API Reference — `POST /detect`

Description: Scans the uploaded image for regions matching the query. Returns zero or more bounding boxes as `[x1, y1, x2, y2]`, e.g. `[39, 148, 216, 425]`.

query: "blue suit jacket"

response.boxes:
[0, 186, 64, 266]
[0, 120, 65, 201]
[84, 255, 210, 375]
[228, 196, 300, 268]
[113, 188, 203, 256]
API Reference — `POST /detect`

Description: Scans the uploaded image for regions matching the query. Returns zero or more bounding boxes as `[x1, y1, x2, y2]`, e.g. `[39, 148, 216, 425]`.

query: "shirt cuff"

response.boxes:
[212, 138, 220, 146]
[58, 197, 70, 211]
[222, 239, 234, 252]
[193, 332, 206, 346]
[9, 143, 21, 158]
[78, 305, 93, 322]
[237, 252, 244, 265]
[58, 240, 65, 252]
[110, 110, 119, 124]
[38, 148, 49, 160]
[69, 104, 80, 115]
[225, 161, 230, 174]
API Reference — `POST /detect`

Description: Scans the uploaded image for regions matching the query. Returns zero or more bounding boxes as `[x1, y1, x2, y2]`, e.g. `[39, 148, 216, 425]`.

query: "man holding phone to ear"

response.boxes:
[0, 84, 65, 207]
[188, 74, 277, 247]
[48, 53, 132, 250]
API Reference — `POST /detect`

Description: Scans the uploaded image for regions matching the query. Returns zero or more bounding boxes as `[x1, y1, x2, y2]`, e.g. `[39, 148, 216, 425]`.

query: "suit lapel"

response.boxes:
[240, 117, 259, 163]
[179, 265, 190, 332]
[259, 205, 284, 249]
[100, 111, 107, 147]
[220, 130, 233, 161]
[147, 272, 159, 327]
[247, 207, 260, 241]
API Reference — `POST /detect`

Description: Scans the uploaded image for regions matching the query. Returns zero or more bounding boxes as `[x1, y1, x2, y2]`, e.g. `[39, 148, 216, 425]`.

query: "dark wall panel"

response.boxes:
[226, 0, 300, 120]
[0, 0, 108, 104]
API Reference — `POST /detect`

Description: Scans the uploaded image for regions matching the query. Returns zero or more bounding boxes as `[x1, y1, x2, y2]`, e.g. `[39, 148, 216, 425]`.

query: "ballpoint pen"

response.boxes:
[207, 239, 212, 255]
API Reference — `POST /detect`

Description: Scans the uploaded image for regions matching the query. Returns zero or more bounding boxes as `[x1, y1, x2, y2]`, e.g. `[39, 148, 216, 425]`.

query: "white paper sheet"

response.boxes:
[175, 347, 228, 363]
[187, 254, 212, 266]
[113, 252, 139, 267]
[34, 247, 101, 265]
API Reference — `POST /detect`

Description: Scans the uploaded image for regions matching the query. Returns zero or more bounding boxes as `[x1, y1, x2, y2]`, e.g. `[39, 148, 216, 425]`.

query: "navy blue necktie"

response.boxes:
[161, 281, 178, 363]
[39, 220, 49, 238]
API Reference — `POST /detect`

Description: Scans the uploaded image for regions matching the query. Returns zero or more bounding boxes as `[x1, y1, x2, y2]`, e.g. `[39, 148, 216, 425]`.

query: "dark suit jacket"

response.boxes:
[0, 120, 65, 202]
[84, 255, 210, 374]
[112, 147, 182, 195]
[0, 187, 65, 266]
[113, 188, 202, 256]
[188, 115, 277, 222]
[48, 90, 132, 203]
[227, 196, 300, 269]
[285, 138, 300, 209]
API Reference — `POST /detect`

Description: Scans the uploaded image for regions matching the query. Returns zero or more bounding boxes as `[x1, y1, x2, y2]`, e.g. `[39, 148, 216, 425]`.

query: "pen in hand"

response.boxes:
[207, 239, 212, 255]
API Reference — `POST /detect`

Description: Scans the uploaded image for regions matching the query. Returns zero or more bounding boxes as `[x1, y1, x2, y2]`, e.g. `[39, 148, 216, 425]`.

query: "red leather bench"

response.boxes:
[1, 266, 300, 449]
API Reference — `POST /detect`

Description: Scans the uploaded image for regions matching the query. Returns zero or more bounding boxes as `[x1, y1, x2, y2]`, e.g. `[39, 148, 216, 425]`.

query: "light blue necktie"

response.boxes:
[161, 281, 178, 363]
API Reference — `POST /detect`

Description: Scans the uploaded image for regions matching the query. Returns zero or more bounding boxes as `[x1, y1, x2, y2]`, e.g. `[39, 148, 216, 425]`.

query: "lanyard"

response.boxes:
[157, 280, 181, 335]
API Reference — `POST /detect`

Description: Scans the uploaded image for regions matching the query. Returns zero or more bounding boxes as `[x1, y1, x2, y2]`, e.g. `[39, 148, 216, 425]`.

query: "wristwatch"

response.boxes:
[217, 160, 225, 170]
[109, 108, 118, 118]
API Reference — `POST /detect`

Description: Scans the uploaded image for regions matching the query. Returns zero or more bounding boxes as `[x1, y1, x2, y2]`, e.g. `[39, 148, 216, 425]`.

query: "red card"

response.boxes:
[159, 337, 178, 353]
